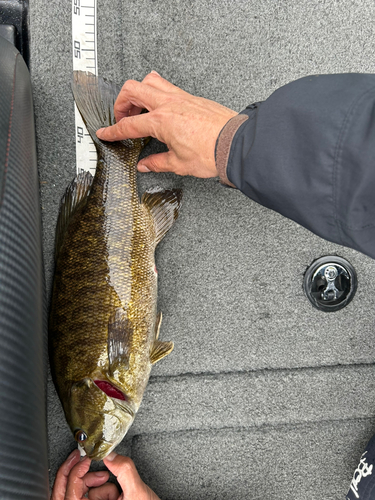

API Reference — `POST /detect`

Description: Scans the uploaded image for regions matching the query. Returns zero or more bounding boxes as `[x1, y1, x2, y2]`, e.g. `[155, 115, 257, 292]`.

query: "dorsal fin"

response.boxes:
[141, 187, 182, 245]
[55, 171, 93, 260]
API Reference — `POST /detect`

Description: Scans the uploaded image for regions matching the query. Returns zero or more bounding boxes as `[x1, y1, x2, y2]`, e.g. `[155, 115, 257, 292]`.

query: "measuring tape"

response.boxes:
[72, 0, 98, 175]
[71, 0, 98, 458]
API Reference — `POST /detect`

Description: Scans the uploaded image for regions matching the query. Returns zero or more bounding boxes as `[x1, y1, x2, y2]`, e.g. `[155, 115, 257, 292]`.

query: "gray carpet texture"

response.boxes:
[29, 0, 375, 498]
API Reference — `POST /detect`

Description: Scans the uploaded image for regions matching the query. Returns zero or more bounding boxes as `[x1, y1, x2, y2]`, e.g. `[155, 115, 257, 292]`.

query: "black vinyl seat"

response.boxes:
[0, 35, 49, 499]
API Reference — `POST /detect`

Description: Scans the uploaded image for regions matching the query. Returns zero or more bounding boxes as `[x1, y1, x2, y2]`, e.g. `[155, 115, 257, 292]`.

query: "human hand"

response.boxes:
[103, 451, 161, 500]
[96, 72, 237, 178]
[51, 449, 119, 500]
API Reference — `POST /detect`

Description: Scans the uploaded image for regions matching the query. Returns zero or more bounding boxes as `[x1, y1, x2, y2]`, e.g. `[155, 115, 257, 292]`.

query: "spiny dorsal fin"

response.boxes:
[150, 340, 174, 365]
[55, 171, 93, 260]
[108, 308, 131, 374]
[141, 187, 182, 245]
[155, 312, 162, 340]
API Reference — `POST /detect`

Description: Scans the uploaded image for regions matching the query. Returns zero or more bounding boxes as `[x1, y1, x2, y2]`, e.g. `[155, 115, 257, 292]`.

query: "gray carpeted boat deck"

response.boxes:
[30, 1, 375, 498]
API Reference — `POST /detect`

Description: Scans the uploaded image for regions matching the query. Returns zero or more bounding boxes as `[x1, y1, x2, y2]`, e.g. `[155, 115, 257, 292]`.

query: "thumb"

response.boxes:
[103, 453, 158, 500]
[138, 152, 173, 173]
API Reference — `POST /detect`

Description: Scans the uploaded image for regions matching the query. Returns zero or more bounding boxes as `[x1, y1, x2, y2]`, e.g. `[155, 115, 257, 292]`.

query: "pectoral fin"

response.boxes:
[55, 171, 93, 260]
[141, 187, 182, 245]
[150, 340, 174, 364]
[108, 308, 131, 373]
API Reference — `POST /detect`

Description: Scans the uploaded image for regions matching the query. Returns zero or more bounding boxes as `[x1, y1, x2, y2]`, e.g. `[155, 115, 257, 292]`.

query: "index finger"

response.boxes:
[114, 80, 166, 122]
[97, 113, 156, 142]
[65, 457, 92, 500]
[103, 453, 146, 497]
[115, 72, 183, 122]
[51, 450, 81, 500]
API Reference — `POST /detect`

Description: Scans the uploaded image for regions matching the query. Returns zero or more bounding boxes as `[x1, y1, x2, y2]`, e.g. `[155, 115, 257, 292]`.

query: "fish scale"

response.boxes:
[49, 71, 182, 460]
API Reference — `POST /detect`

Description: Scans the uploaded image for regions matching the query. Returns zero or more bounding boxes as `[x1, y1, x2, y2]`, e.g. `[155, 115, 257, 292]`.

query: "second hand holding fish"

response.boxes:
[96, 71, 238, 178]
[50, 449, 161, 500]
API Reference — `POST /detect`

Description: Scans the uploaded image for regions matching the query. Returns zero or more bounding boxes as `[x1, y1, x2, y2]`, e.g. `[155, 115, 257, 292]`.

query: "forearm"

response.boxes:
[216, 73, 375, 259]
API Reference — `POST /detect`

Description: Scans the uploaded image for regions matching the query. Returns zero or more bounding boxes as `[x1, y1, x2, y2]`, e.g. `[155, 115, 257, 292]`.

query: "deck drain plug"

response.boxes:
[303, 256, 357, 312]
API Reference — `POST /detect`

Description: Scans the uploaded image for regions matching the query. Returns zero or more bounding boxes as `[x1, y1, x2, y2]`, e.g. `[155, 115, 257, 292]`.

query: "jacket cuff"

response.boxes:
[215, 114, 249, 187]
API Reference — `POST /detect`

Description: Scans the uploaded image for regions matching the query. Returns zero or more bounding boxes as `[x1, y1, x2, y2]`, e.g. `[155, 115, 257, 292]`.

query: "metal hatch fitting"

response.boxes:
[303, 256, 357, 312]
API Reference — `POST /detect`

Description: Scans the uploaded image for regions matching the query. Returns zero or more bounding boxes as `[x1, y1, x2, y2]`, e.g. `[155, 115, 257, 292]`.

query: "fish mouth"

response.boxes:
[89, 439, 121, 461]
[87, 414, 135, 461]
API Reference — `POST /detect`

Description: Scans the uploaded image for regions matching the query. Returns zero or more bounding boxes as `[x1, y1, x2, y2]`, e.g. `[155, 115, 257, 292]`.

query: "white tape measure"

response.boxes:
[72, 0, 98, 175]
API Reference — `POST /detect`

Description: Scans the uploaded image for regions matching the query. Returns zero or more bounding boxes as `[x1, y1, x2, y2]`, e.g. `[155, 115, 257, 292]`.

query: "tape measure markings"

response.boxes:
[72, 0, 98, 175]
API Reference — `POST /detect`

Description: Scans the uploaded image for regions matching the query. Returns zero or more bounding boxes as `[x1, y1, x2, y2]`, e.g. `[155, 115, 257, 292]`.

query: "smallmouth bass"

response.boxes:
[49, 71, 182, 460]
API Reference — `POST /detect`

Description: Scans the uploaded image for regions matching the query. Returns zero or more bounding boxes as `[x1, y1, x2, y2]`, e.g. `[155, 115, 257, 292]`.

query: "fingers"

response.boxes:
[99, 72, 185, 141]
[114, 72, 182, 122]
[51, 449, 81, 500]
[51, 451, 111, 500]
[97, 113, 154, 142]
[143, 71, 182, 94]
[114, 80, 166, 121]
[137, 152, 174, 173]
[103, 453, 147, 499]
[65, 456, 92, 500]
[88, 483, 119, 500]
[83, 471, 110, 489]
[104, 453, 161, 500]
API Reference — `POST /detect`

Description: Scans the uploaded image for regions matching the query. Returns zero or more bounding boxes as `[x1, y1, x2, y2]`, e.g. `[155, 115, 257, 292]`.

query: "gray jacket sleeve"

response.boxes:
[215, 74, 375, 259]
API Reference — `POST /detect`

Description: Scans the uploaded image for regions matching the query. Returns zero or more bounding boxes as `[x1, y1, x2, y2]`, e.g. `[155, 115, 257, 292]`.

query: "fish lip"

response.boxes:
[88, 440, 118, 461]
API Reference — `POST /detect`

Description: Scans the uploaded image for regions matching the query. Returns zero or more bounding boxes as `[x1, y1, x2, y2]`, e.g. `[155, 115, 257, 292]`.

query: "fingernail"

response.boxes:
[96, 128, 105, 137]
[105, 451, 117, 462]
[151, 70, 160, 76]
[67, 449, 78, 460]
[94, 471, 108, 477]
[138, 163, 151, 172]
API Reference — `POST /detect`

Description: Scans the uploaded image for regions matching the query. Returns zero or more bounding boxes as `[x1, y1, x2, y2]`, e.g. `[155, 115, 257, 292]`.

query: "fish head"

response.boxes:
[67, 378, 135, 460]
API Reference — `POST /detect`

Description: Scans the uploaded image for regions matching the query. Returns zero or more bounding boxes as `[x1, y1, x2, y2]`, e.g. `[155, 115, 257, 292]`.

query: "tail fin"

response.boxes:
[72, 71, 122, 145]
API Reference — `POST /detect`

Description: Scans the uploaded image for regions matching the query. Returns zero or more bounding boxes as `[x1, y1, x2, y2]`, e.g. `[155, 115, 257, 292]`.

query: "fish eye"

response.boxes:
[74, 430, 88, 443]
